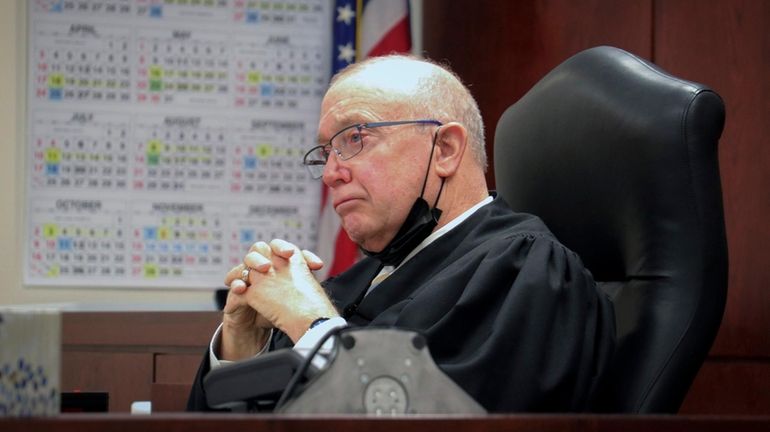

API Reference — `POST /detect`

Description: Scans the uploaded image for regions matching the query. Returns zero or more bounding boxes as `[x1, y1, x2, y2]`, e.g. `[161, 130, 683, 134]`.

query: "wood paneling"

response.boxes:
[1, 414, 769, 432]
[62, 311, 222, 347]
[155, 353, 206, 384]
[61, 351, 153, 412]
[151, 383, 191, 412]
[653, 0, 770, 359]
[680, 359, 770, 414]
[422, 0, 652, 187]
[62, 311, 220, 412]
[653, 0, 770, 413]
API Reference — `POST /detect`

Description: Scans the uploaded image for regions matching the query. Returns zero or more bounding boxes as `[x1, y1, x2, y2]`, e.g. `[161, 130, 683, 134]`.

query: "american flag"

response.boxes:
[315, 0, 412, 280]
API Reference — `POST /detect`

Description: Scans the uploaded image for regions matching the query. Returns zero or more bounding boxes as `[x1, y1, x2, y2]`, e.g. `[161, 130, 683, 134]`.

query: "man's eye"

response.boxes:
[350, 132, 363, 143]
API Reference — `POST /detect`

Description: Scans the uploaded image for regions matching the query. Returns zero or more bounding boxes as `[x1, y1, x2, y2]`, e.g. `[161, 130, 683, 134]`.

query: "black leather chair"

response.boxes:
[494, 46, 728, 413]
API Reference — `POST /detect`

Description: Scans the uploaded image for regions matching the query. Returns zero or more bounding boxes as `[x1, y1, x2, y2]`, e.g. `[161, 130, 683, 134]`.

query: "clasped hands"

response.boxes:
[220, 239, 339, 361]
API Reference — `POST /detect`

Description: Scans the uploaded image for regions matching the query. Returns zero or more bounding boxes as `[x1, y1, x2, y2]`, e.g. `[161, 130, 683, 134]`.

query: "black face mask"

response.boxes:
[361, 128, 445, 266]
[361, 194, 443, 266]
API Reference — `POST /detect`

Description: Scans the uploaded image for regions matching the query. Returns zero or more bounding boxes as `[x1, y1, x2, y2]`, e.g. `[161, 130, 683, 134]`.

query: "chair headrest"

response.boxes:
[494, 46, 725, 281]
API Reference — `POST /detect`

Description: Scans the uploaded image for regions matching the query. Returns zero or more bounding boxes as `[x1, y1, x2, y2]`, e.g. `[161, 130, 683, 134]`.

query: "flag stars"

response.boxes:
[336, 3, 355, 25]
[337, 42, 355, 64]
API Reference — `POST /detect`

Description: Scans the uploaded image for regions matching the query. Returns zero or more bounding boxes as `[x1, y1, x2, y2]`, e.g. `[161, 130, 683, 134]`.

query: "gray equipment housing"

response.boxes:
[279, 328, 486, 415]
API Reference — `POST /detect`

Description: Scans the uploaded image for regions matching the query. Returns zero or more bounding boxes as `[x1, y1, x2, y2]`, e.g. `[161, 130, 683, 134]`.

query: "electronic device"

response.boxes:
[203, 327, 486, 415]
[203, 347, 318, 412]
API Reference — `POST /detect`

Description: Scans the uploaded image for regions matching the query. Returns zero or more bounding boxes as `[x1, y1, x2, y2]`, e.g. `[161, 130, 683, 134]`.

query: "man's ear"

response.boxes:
[434, 122, 468, 178]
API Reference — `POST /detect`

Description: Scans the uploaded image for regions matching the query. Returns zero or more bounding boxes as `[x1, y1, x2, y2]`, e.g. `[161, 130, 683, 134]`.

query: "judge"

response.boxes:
[187, 55, 615, 412]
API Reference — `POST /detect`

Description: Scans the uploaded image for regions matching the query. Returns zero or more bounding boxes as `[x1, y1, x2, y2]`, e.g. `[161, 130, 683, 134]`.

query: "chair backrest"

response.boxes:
[494, 46, 728, 413]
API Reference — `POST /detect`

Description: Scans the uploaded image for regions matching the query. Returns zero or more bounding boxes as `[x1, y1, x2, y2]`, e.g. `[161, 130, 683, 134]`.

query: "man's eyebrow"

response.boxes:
[336, 110, 384, 128]
[316, 118, 358, 144]
[335, 116, 363, 128]
[316, 112, 382, 144]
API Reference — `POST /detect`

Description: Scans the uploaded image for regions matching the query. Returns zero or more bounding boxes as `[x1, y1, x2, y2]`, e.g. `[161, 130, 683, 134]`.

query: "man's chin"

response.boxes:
[351, 234, 390, 254]
[342, 227, 383, 253]
[340, 216, 394, 252]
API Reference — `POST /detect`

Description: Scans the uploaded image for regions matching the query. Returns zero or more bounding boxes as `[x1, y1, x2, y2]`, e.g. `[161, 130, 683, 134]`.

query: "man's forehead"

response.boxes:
[319, 90, 403, 132]
[328, 109, 386, 128]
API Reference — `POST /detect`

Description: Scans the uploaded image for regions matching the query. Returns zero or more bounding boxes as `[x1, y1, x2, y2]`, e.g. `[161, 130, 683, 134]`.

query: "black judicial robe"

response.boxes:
[187, 196, 615, 412]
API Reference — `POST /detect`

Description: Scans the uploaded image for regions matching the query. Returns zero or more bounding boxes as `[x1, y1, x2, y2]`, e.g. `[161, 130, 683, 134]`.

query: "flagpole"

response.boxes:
[355, 0, 363, 61]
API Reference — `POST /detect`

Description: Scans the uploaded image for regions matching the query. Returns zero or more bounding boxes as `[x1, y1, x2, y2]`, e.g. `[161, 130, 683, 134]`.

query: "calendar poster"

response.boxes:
[25, 0, 332, 288]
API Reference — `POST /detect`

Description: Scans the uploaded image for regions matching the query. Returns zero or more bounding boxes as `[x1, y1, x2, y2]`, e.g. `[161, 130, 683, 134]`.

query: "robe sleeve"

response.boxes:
[394, 233, 615, 412]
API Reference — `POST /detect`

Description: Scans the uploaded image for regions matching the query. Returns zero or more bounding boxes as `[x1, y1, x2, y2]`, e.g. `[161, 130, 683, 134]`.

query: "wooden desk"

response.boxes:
[1, 414, 769, 432]
[62, 311, 221, 412]
[60, 311, 770, 415]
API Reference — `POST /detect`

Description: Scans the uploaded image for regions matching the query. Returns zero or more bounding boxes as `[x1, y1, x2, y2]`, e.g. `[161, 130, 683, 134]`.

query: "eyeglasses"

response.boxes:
[302, 119, 443, 179]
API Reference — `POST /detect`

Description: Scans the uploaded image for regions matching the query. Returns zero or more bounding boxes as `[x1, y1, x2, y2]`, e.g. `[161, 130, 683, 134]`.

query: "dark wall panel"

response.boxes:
[654, 0, 770, 359]
[680, 359, 770, 414]
[422, 0, 652, 187]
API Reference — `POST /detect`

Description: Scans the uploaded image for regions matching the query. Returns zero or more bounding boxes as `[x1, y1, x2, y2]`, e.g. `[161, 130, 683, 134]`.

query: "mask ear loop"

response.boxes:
[433, 177, 446, 209]
[420, 126, 446, 208]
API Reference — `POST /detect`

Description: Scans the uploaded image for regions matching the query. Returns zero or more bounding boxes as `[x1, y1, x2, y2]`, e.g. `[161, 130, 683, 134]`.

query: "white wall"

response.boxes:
[0, 1, 214, 309]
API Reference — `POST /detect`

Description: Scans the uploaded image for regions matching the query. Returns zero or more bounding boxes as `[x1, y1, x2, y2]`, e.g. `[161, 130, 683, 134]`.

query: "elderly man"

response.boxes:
[187, 55, 614, 412]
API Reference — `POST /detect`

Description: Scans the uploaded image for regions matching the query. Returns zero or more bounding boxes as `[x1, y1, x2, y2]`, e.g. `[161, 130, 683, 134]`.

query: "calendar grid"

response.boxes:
[25, 0, 331, 288]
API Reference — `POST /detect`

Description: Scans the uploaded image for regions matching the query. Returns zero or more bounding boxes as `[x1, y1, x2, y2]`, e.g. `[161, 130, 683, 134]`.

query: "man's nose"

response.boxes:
[322, 151, 351, 186]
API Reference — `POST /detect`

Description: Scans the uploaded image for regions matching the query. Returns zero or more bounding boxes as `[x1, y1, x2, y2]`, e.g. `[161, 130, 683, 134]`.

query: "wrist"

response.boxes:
[284, 311, 339, 343]
[221, 322, 269, 361]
